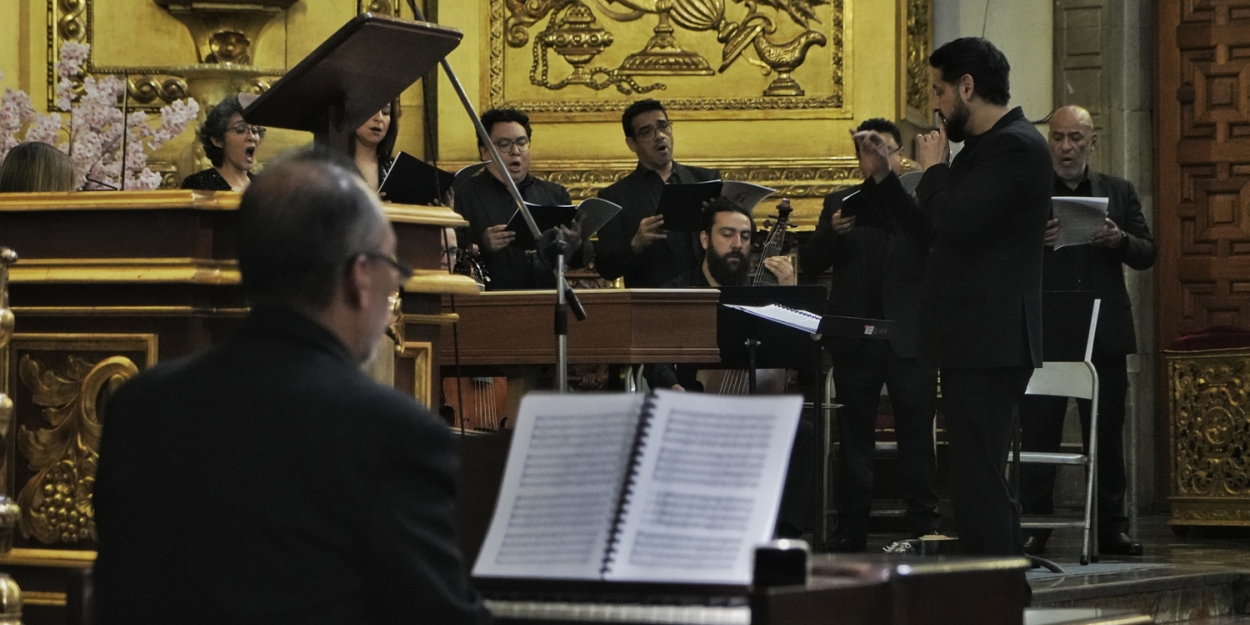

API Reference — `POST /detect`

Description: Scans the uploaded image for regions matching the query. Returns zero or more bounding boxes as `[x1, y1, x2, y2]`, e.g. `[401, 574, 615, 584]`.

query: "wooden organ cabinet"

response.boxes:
[0, 189, 475, 624]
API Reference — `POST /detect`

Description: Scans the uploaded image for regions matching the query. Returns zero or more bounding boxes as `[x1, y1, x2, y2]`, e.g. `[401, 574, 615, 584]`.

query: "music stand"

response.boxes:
[717, 286, 826, 393]
[241, 13, 462, 155]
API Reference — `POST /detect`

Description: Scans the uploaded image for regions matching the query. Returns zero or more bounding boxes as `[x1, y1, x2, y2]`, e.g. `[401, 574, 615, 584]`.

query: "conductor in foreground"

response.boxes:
[94, 151, 491, 624]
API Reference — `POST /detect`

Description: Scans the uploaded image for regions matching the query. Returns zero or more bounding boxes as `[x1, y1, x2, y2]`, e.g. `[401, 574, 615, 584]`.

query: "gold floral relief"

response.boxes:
[904, 0, 932, 121]
[16, 355, 137, 545]
[1169, 355, 1250, 498]
[490, 0, 845, 115]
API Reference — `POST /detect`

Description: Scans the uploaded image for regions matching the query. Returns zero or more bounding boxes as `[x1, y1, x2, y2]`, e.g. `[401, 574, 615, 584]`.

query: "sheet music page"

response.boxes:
[473, 393, 646, 580]
[723, 303, 822, 333]
[720, 181, 776, 213]
[1052, 196, 1110, 250]
[575, 197, 622, 239]
[605, 391, 802, 585]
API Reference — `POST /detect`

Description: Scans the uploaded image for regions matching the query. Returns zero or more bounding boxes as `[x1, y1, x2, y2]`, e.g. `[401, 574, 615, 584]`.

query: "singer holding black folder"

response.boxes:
[596, 99, 719, 287]
[800, 118, 940, 553]
[853, 38, 1051, 558]
[453, 108, 581, 290]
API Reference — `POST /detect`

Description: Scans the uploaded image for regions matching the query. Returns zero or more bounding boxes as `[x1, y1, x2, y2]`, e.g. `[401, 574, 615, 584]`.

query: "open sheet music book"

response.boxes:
[472, 391, 803, 586]
[656, 180, 776, 231]
[723, 304, 823, 334]
[1052, 196, 1110, 250]
[505, 197, 622, 250]
[378, 151, 456, 205]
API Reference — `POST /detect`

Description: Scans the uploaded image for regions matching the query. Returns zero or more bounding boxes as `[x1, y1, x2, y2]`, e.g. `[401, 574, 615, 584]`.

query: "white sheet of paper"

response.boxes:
[723, 303, 822, 334]
[721, 181, 776, 213]
[575, 197, 621, 239]
[1052, 196, 1110, 250]
[472, 393, 645, 580]
[606, 390, 802, 585]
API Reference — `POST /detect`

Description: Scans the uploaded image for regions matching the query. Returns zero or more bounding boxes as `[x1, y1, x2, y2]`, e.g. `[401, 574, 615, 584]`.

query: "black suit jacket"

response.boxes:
[1046, 170, 1156, 357]
[866, 107, 1052, 368]
[800, 186, 929, 358]
[595, 162, 720, 287]
[94, 307, 490, 625]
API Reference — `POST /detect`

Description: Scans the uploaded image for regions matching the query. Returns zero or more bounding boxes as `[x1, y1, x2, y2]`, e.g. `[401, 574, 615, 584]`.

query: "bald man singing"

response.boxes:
[1020, 105, 1156, 557]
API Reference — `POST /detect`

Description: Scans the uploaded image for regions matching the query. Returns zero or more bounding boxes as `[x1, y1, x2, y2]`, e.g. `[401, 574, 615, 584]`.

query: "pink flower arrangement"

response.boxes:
[0, 42, 199, 190]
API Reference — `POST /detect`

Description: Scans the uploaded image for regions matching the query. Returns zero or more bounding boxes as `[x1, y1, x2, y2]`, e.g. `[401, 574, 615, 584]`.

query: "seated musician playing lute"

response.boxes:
[645, 197, 813, 539]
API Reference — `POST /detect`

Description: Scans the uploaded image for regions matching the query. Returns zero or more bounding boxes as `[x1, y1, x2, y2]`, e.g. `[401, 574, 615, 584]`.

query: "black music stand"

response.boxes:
[241, 13, 462, 155]
[717, 286, 826, 394]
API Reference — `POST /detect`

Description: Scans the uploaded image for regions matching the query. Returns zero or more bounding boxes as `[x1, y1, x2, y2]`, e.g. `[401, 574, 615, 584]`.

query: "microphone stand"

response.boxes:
[404, 0, 585, 392]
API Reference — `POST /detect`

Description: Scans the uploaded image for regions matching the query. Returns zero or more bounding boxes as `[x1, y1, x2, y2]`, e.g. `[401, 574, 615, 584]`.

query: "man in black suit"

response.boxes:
[454, 107, 577, 290]
[800, 118, 939, 552]
[595, 99, 719, 287]
[1020, 105, 1157, 557]
[854, 37, 1052, 556]
[94, 152, 491, 624]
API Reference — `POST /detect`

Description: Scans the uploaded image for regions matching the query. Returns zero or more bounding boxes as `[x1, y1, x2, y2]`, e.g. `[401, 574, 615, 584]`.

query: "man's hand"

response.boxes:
[1090, 218, 1125, 249]
[831, 209, 856, 235]
[671, 384, 685, 392]
[1044, 218, 1060, 247]
[916, 116, 950, 170]
[851, 129, 892, 183]
[631, 214, 667, 254]
[560, 219, 584, 256]
[483, 224, 515, 253]
[762, 256, 796, 286]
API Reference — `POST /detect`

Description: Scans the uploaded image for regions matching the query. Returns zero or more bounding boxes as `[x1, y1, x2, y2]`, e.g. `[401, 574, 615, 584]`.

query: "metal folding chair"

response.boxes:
[1010, 299, 1101, 565]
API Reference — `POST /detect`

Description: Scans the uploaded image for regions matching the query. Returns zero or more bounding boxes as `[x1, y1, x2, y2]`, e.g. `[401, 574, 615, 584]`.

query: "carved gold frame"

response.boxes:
[401, 341, 434, 408]
[900, 0, 932, 125]
[0, 332, 158, 563]
[486, 0, 848, 119]
[45, 0, 280, 111]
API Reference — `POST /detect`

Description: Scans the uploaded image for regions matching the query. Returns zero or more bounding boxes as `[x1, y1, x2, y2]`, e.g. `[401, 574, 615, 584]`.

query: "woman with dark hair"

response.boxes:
[353, 102, 396, 194]
[181, 95, 264, 191]
[0, 141, 77, 192]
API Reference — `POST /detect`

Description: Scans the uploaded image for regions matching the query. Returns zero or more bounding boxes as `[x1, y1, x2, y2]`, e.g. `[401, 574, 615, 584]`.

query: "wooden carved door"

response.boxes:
[1157, 0, 1250, 511]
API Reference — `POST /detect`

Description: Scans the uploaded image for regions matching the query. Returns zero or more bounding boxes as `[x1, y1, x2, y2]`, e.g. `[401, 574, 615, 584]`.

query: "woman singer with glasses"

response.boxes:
[181, 95, 265, 192]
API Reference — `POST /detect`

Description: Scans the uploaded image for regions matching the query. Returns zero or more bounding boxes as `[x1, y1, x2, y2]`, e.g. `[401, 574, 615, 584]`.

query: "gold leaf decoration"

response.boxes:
[16, 355, 137, 545]
[1170, 356, 1250, 499]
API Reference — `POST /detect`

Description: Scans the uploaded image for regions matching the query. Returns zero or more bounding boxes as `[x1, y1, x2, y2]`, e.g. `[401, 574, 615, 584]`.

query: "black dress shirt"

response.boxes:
[180, 168, 253, 191]
[596, 162, 720, 287]
[453, 168, 573, 290]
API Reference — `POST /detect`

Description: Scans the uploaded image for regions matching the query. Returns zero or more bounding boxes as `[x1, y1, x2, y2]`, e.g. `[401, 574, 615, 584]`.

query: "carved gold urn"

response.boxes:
[612, 0, 715, 75]
[539, 1, 615, 87]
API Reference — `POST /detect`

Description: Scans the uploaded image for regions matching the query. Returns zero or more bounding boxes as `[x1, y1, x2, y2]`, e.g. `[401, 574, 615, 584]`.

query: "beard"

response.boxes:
[942, 97, 972, 143]
[706, 248, 749, 286]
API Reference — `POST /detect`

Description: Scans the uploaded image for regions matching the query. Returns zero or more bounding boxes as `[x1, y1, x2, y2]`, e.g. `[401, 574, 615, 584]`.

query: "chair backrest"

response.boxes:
[1024, 298, 1101, 399]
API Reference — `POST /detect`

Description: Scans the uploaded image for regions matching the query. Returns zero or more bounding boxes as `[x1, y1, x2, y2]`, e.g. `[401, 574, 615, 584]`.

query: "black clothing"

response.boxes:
[800, 185, 939, 540]
[596, 162, 719, 287]
[865, 107, 1052, 556]
[1021, 169, 1156, 539]
[942, 365, 1035, 555]
[180, 168, 253, 191]
[453, 168, 573, 290]
[645, 269, 711, 391]
[95, 307, 489, 625]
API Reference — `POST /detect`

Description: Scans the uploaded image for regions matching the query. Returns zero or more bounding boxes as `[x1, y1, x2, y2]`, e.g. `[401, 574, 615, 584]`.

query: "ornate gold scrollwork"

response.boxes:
[1169, 355, 1250, 499]
[905, 0, 932, 117]
[56, 0, 87, 42]
[16, 355, 138, 545]
[496, 0, 842, 108]
[126, 75, 190, 106]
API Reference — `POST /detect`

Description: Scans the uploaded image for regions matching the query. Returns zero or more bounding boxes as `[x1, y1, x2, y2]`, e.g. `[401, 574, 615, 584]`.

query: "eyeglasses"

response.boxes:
[359, 252, 414, 281]
[633, 120, 673, 141]
[440, 246, 463, 265]
[886, 145, 905, 156]
[227, 123, 266, 139]
[493, 138, 530, 153]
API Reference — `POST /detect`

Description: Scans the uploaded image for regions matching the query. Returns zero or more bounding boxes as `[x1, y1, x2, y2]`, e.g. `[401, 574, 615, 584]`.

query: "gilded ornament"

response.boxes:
[906, 0, 932, 117]
[1168, 356, 1250, 501]
[16, 355, 139, 545]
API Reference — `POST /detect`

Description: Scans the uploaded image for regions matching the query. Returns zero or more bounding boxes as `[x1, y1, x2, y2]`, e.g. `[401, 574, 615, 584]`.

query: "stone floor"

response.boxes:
[859, 514, 1250, 624]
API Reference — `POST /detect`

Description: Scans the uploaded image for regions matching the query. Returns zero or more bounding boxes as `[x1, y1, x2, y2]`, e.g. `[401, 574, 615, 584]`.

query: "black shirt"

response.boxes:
[180, 168, 253, 191]
[453, 168, 573, 290]
[596, 162, 720, 287]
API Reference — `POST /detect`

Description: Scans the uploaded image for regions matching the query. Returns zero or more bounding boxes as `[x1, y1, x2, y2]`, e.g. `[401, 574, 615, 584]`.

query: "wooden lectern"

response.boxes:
[242, 13, 462, 155]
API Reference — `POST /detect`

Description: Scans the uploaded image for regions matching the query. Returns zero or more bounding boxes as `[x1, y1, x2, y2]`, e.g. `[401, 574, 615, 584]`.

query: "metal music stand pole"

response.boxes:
[405, 1, 584, 393]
